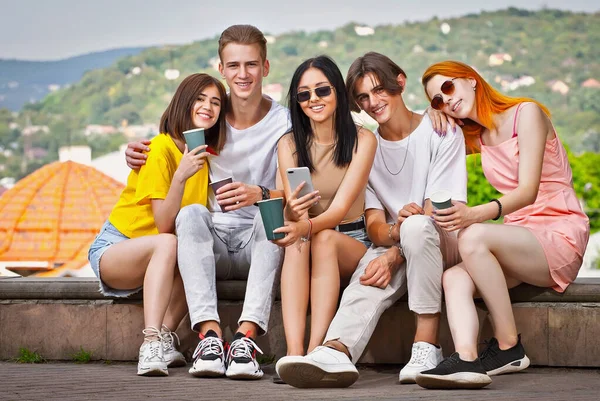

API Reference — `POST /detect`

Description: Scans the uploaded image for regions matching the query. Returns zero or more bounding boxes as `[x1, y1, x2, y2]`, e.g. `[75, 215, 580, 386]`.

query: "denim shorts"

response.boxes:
[88, 220, 142, 297]
[336, 216, 372, 248]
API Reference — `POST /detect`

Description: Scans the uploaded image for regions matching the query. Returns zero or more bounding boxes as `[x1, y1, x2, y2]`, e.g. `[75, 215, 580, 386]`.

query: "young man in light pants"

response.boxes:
[126, 25, 289, 380]
[276, 52, 466, 388]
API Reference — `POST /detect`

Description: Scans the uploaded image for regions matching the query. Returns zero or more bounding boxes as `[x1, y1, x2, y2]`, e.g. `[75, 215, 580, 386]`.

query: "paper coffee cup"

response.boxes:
[257, 197, 285, 240]
[183, 128, 205, 152]
[430, 190, 453, 210]
[210, 177, 233, 212]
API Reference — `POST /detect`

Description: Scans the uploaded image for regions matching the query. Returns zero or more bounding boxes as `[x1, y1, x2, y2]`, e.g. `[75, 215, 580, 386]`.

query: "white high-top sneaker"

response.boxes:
[399, 342, 443, 384]
[137, 327, 168, 376]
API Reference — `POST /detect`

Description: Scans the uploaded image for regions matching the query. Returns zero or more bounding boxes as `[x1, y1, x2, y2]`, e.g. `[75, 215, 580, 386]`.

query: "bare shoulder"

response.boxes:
[356, 125, 376, 144]
[517, 102, 553, 133]
[278, 131, 296, 152]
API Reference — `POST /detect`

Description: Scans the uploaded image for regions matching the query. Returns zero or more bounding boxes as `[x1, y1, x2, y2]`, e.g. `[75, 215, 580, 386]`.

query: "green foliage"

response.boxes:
[7, 7, 594, 155]
[256, 354, 276, 365]
[466, 154, 501, 207]
[14, 347, 45, 363]
[71, 347, 93, 363]
[567, 148, 600, 232]
[465, 144, 600, 232]
[1, 8, 598, 221]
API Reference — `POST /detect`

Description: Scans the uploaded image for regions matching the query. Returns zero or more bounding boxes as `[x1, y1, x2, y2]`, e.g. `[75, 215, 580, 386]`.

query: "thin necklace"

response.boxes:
[379, 111, 414, 176]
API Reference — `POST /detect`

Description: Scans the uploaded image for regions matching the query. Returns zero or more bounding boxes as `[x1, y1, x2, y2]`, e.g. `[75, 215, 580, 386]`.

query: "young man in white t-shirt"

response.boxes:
[126, 25, 289, 380]
[276, 52, 467, 388]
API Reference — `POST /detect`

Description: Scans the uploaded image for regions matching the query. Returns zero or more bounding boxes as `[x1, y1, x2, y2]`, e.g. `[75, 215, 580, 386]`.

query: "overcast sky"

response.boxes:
[1, 0, 597, 60]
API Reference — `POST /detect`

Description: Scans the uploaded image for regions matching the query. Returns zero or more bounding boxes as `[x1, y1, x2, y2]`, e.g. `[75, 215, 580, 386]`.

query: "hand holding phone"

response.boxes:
[285, 167, 319, 221]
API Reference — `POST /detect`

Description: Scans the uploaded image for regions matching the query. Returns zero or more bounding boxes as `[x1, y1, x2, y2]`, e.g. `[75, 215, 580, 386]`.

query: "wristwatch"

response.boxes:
[259, 185, 270, 201]
[254, 185, 270, 206]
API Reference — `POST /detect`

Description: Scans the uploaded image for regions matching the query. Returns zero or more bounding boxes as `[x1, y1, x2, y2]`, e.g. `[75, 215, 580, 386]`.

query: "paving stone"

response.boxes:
[0, 362, 598, 401]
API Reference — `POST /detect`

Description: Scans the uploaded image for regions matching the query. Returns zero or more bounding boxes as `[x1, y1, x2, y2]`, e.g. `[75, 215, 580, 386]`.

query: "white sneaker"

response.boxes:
[225, 332, 264, 380]
[137, 327, 168, 376]
[276, 346, 359, 388]
[399, 342, 443, 384]
[161, 325, 186, 368]
[189, 330, 226, 377]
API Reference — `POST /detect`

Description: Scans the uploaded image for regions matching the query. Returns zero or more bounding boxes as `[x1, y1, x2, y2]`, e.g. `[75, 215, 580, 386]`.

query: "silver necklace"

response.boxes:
[379, 111, 413, 176]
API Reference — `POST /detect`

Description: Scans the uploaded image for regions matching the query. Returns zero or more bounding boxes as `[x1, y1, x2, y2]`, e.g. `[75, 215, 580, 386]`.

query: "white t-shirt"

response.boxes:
[208, 98, 290, 227]
[365, 114, 467, 223]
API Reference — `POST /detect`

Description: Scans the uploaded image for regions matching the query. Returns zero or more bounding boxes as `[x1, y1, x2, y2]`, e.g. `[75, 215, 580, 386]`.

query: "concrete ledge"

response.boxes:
[2, 277, 600, 302]
[1, 278, 599, 367]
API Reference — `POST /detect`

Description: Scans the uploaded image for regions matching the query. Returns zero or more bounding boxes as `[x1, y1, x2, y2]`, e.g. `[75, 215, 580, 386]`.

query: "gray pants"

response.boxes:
[324, 215, 461, 363]
[175, 204, 284, 334]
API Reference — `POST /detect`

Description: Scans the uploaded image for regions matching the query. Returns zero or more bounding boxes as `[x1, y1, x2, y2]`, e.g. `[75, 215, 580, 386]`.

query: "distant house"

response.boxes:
[121, 123, 159, 139]
[547, 80, 570, 95]
[91, 144, 130, 184]
[498, 75, 536, 91]
[0, 146, 123, 278]
[318, 41, 329, 49]
[265, 35, 277, 44]
[22, 125, 49, 136]
[263, 83, 283, 102]
[25, 147, 48, 160]
[354, 25, 375, 36]
[84, 124, 118, 136]
[209, 56, 220, 72]
[488, 53, 513, 67]
[412, 45, 424, 54]
[581, 79, 600, 89]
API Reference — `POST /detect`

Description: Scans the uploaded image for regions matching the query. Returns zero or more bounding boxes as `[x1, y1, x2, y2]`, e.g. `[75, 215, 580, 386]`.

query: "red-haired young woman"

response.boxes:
[415, 61, 589, 389]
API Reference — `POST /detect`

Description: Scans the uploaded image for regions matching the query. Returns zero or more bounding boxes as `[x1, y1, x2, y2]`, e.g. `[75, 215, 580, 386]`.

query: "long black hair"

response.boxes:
[287, 55, 358, 172]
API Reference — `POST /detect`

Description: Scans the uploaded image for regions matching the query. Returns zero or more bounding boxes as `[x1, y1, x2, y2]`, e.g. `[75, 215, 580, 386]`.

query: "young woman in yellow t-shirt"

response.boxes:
[88, 73, 227, 376]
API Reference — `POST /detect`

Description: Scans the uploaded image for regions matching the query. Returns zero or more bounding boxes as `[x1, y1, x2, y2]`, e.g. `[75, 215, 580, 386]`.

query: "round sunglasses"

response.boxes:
[296, 85, 334, 103]
[430, 78, 457, 110]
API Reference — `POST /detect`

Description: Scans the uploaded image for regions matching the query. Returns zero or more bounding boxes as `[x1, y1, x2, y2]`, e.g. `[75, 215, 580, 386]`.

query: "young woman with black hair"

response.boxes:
[272, 55, 376, 362]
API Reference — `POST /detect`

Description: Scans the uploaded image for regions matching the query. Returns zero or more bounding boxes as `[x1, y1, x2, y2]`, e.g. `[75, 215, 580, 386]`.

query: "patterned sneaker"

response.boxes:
[189, 330, 226, 377]
[137, 327, 168, 376]
[479, 334, 530, 376]
[225, 331, 264, 380]
[160, 325, 186, 368]
[415, 352, 492, 389]
[276, 346, 359, 388]
[399, 342, 443, 384]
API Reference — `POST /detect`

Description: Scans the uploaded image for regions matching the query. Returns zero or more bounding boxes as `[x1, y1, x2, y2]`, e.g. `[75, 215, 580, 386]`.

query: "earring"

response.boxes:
[473, 86, 476, 91]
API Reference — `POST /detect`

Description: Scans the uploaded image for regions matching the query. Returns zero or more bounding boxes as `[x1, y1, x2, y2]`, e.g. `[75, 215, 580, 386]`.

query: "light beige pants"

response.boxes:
[323, 215, 461, 363]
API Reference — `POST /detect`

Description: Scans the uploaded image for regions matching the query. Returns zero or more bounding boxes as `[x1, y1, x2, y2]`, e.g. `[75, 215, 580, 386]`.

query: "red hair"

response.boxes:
[421, 61, 550, 152]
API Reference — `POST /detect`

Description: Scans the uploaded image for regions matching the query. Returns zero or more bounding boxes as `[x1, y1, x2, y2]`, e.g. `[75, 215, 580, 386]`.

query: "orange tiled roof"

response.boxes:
[0, 161, 124, 271]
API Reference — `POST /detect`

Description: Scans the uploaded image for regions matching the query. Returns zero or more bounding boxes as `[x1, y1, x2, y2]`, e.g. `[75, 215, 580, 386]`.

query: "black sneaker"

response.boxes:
[415, 352, 492, 389]
[479, 334, 530, 376]
[225, 331, 264, 380]
[188, 330, 226, 377]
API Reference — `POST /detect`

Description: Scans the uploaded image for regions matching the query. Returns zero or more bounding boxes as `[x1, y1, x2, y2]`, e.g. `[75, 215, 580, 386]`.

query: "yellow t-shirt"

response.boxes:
[109, 133, 209, 238]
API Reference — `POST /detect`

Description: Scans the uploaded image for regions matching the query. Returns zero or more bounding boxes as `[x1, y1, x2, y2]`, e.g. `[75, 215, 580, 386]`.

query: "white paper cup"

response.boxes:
[430, 190, 453, 210]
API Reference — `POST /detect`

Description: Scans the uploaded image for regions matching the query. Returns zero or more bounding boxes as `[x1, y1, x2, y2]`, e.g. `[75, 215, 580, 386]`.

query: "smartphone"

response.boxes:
[286, 167, 315, 199]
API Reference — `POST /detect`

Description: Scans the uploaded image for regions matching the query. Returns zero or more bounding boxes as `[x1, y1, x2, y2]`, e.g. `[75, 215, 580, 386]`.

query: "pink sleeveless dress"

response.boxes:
[480, 104, 590, 292]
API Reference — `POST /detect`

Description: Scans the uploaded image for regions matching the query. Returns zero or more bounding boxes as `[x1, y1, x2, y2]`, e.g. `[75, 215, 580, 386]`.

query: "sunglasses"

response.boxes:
[430, 78, 457, 110]
[296, 86, 334, 103]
